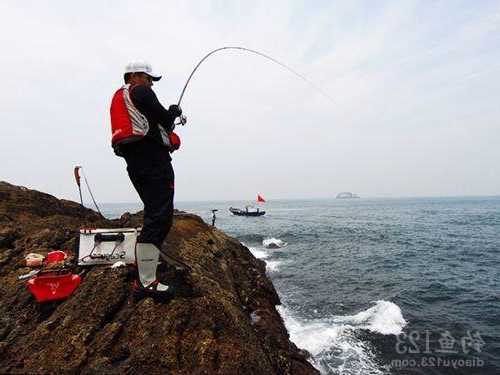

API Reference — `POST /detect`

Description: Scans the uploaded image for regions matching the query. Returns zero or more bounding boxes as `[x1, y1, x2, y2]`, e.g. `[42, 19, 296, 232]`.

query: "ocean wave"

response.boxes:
[278, 301, 406, 374]
[262, 237, 288, 249]
[266, 260, 281, 272]
[335, 300, 407, 335]
[243, 240, 283, 273]
[237, 233, 265, 244]
[248, 246, 270, 259]
[278, 306, 385, 375]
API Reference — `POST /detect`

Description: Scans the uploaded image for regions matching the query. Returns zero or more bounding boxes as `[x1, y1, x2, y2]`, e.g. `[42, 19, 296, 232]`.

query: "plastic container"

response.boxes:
[25, 253, 44, 267]
[27, 271, 81, 302]
[26, 250, 80, 303]
[45, 250, 67, 264]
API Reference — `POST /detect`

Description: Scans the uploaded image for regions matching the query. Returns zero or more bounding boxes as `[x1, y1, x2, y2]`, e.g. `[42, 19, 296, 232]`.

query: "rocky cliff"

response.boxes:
[0, 181, 318, 374]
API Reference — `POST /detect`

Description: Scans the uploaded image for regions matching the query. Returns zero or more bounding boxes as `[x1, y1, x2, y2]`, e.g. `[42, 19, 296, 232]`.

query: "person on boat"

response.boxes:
[110, 60, 183, 297]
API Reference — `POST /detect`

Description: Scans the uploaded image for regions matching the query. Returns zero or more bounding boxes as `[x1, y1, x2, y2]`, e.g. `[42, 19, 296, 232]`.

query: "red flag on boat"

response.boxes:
[257, 194, 266, 203]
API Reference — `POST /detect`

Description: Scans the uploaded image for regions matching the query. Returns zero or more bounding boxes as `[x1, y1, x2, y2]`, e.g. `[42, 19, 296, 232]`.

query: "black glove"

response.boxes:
[168, 104, 182, 118]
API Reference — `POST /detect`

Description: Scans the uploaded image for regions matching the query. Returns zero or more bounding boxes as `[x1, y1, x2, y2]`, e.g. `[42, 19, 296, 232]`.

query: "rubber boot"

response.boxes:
[133, 242, 170, 299]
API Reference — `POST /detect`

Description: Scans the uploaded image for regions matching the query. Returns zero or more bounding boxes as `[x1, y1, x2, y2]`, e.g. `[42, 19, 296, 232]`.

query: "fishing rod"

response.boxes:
[73, 166, 102, 216]
[177, 46, 335, 108]
[74, 166, 83, 206]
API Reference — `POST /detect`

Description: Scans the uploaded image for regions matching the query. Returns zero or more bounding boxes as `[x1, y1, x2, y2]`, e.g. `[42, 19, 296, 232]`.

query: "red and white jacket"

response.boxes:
[110, 84, 180, 152]
[110, 84, 150, 146]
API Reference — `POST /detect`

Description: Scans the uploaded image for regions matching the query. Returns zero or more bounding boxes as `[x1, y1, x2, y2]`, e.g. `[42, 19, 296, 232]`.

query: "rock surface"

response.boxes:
[0, 181, 318, 374]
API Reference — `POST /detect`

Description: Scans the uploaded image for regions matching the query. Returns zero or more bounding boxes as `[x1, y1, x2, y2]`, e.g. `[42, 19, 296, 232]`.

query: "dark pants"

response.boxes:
[123, 139, 174, 249]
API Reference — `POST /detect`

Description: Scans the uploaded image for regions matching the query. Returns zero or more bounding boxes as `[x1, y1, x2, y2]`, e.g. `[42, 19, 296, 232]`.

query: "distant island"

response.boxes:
[336, 192, 360, 199]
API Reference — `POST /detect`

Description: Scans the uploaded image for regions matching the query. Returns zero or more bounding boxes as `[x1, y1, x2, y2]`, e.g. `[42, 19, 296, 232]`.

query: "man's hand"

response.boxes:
[168, 104, 182, 118]
[179, 114, 187, 125]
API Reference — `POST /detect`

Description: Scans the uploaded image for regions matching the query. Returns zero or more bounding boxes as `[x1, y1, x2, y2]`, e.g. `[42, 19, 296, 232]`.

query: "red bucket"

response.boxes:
[27, 271, 81, 302]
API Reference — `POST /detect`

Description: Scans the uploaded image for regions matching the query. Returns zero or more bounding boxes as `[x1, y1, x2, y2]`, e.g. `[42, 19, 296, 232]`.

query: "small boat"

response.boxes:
[229, 207, 266, 217]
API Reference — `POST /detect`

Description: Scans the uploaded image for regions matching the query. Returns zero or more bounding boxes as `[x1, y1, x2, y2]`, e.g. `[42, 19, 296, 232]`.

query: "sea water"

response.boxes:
[101, 197, 500, 374]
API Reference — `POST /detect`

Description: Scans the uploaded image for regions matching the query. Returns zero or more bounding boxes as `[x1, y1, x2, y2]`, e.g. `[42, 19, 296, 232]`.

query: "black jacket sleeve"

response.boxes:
[130, 85, 176, 132]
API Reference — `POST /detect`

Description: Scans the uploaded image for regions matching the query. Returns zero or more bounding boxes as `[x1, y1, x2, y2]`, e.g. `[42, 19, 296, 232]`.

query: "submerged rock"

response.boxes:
[0, 181, 318, 374]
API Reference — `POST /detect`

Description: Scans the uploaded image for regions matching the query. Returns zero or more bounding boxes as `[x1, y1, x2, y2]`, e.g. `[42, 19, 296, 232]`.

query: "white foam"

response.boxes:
[335, 300, 407, 335]
[279, 307, 341, 356]
[245, 242, 282, 272]
[277, 301, 406, 374]
[265, 260, 281, 272]
[262, 237, 288, 249]
[248, 247, 270, 259]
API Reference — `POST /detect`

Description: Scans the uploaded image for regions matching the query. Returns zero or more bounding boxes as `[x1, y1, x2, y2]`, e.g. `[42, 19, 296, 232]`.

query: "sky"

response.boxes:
[1, 0, 499, 203]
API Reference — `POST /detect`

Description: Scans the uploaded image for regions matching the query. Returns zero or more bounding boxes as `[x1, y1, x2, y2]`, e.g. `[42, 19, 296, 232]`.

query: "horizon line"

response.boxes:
[95, 194, 500, 205]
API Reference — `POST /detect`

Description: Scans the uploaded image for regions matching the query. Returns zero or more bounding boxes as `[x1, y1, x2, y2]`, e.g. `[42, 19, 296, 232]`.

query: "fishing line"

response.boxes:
[177, 46, 335, 106]
[81, 169, 102, 215]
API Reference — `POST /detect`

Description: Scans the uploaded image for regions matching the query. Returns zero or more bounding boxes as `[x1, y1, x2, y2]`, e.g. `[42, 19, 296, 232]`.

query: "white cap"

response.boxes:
[124, 60, 162, 81]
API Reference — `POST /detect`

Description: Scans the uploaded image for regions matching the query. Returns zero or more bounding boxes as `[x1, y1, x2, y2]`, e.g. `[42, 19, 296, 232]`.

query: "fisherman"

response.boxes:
[110, 61, 183, 297]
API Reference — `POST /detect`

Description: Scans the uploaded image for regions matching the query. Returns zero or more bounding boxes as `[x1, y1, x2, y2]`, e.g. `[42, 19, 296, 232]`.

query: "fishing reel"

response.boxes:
[175, 114, 187, 126]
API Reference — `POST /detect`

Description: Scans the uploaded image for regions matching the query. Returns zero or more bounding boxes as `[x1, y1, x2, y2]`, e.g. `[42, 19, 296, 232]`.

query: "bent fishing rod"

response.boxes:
[176, 46, 335, 109]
